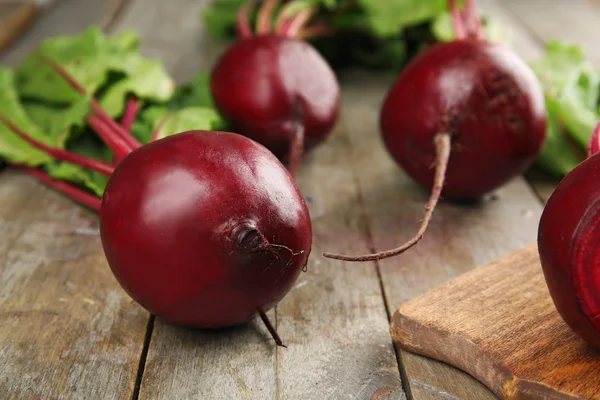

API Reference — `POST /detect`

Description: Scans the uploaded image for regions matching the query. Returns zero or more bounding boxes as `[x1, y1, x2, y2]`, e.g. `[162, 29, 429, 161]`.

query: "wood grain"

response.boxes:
[0, 1, 37, 52]
[391, 243, 600, 400]
[0, 170, 149, 399]
[502, 0, 600, 65]
[0, 0, 109, 67]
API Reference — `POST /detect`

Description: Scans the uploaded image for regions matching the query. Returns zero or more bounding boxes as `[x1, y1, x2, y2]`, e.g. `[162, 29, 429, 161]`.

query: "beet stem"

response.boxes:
[588, 122, 600, 157]
[87, 115, 130, 162]
[237, 1, 255, 38]
[322, 133, 451, 262]
[274, 2, 295, 32]
[151, 115, 172, 141]
[121, 97, 140, 134]
[448, 0, 467, 40]
[298, 22, 337, 40]
[258, 310, 287, 348]
[287, 124, 305, 178]
[464, 0, 485, 41]
[17, 165, 102, 211]
[0, 112, 115, 176]
[282, 8, 317, 38]
[256, 0, 280, 34]
[39, 54, 140, 155]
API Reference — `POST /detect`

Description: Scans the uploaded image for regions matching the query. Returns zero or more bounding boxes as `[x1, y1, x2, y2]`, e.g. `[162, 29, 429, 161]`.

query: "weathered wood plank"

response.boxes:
[0, 170, 148, 399]
[0, 0, 109, 67]
[502, 0, 600, 65]
[276, 123, 404, 400]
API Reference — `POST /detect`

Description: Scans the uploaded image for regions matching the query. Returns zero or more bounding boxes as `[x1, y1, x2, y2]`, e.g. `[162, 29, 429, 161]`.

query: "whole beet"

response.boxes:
[538, 153, 600, 348]
[210, 35, 340, 173]
[323, 0, 547, 262]
[381, 40, 547, 200]
[100, 131, 312, 338]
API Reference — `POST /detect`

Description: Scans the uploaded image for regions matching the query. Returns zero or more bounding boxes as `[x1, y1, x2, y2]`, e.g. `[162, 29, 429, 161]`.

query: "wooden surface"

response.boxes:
[391, 244, 600, 400]
[0, 0, 597, 399]
[0, 1, 37, 52]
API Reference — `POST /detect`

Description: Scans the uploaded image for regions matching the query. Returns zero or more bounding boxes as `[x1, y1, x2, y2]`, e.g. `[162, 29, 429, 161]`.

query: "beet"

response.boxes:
[1, 57, 313, 347]
[324, 0, 547, 262]
[100, 130, 312, 346]
[210, 0, 340, 177]
[538, 147, 600, 348]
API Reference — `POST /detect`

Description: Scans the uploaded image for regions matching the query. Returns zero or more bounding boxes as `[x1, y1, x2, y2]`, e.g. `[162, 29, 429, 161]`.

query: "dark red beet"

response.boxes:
[210, 1, 340, 177]
[100, 131, 312, 338]
[380, 40, 547, 199]
[538, 153, 600, 348]
[323, 0, 547, 262]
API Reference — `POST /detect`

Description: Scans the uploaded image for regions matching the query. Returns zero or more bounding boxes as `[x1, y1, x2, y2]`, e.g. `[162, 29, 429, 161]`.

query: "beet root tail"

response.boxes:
[322, 133, 451, 262]
[287, 124, 305, 178]
[259, 310, 287, 348]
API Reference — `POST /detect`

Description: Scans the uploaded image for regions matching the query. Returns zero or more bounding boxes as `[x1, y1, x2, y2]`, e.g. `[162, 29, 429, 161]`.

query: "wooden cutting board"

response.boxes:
[391, 243, 600, 400]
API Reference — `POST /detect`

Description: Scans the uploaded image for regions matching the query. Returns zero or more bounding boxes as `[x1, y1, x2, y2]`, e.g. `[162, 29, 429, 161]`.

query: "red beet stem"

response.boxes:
[448, 0, 467, 40]
[237, 1, 255, 38]
[464, 0, 484, 41]
[121, 97, 140, 133]
[298, 22, 337, 40]
[90, 99, 142, 151]
[274, 2, 294, 32]
[287, 124, 305, 178]
[151, 115, 172, 141]
[87, 115, 131, 162]
[281, 8, 317, 38]
[323, 133, 451, 262]
[258, 310, 287, 348]
[256, 0, 280, 34]
[40, 54, 141, 154]
[18, 165, 102, 211]
[0, 112, 114, 176]
[588, 122, 600, 157]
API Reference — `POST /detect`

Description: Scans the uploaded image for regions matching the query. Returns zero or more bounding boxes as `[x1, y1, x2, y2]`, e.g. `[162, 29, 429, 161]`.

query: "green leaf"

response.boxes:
[44, 133, 111, 196]
[99, 56, 175, 117]
[15, 26, 141, 103]
[530, 41, 600, 150]
[22, 97, 90, 140]
[357, 0, 462, 37]
[169, 71, 215, 109]
[431, 13, 508, 45]
[0, 67, 58, 165]
[202, 0, 247, 39]
[534, 105, 583, 178]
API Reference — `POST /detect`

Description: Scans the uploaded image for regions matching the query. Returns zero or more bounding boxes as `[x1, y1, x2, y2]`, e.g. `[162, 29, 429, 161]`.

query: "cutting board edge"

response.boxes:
[391, 310, 581, 400]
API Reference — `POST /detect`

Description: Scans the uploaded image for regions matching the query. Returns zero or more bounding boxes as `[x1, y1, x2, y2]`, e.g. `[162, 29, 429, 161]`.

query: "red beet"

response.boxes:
[2, 37, 313, 348]
[210, 0, 340, 177]
[100, 131, 312, 344]
[538, 152, 600, 348]
[324, 0, 546, 262]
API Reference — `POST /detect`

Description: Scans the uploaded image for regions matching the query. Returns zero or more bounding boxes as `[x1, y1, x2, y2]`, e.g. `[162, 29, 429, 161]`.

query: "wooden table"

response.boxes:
[0, 0, 596, 399]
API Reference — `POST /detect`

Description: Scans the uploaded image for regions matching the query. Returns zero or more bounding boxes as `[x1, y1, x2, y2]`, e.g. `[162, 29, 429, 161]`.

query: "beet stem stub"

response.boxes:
[323, 133, 451, 262]
[287, 124, 305, 178]
[256, 0, 280, 35]
[237, 1, 255, 38]
[18, 166, 102, 211]
[259, 310, 287, 348]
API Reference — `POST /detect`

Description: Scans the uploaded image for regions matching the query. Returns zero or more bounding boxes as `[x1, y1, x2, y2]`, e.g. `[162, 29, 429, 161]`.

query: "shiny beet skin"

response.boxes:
[100, 130, 312, 328]
[538, 154, 600, 348]
[210, 35, 340, 158]
[380, 40, 547, 199]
